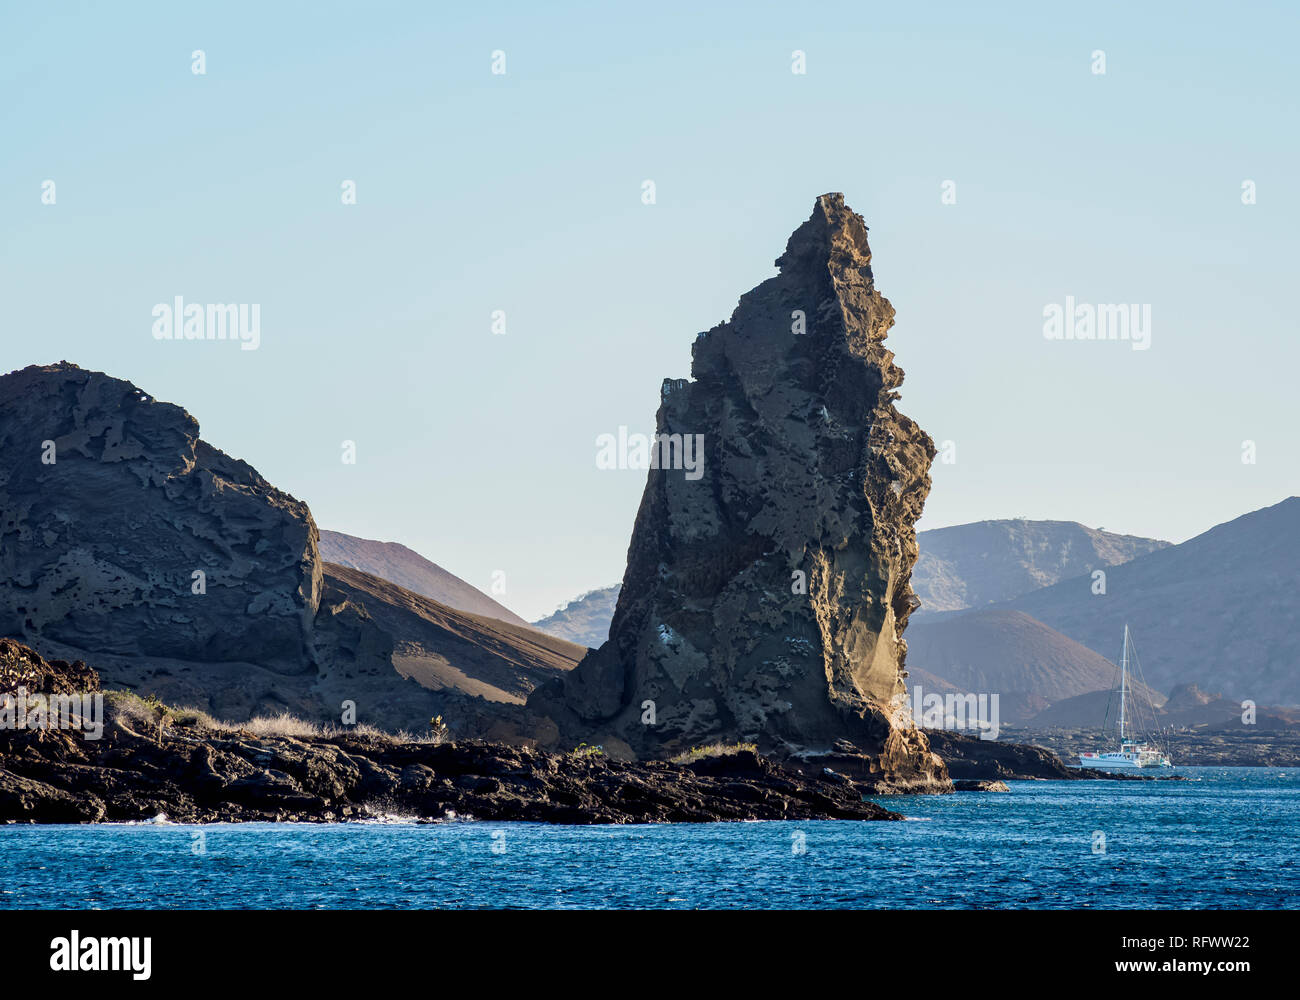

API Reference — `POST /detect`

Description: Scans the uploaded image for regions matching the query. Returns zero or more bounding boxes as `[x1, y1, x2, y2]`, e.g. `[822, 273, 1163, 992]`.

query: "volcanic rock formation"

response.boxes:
[0, 363, 581, 731]
[530, 194, 947, 788]
[0, 363, 322, 667]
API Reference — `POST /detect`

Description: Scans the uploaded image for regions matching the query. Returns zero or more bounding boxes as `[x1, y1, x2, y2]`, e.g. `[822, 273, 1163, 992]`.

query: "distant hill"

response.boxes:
[324, 563, 584, 706]
[904, 609, 1163, 725]
[533, 518, 1169, 646]
[1157, 683, 1300, 731]
[529, 503, 1300, 713]
[1030, 682, 1300, 732]
[532, 583, 1166, 727]
[31, 563, 585, 736]
[912, 519, 1169, 615]
[319, 530, 528, 627]
[993, 497, 1300, 705]
[530, 585, 621, 648]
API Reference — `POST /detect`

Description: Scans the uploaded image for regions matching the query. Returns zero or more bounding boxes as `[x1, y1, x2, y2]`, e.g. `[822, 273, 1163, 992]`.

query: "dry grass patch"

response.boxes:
[101, 691, 440, 744]
[669, 741, 758, 765]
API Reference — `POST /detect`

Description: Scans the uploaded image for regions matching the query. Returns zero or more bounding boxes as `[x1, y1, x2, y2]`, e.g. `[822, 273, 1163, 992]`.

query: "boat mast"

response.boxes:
[1119, 624, 1128, 744]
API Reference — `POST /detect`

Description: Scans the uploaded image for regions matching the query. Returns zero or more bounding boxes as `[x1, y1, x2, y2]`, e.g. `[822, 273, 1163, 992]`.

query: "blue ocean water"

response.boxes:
[1, 768, 1296, 909]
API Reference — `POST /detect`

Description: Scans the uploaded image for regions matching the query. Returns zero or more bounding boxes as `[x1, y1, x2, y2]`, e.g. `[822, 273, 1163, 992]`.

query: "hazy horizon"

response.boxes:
[5, 1, 1296, 620]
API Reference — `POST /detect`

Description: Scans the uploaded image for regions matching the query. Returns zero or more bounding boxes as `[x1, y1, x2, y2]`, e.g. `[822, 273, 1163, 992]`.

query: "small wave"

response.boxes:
[354, 810, 421, 825]
[119, 812, 173, 826]
[355, 807, 475, 825]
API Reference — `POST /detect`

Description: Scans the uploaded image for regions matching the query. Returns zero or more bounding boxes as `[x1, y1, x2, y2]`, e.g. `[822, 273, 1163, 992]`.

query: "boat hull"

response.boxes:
[1078, 752, 1172, 770]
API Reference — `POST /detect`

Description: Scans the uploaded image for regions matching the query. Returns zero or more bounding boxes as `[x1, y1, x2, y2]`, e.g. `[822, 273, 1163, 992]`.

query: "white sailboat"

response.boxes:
[1078, 625, 1172, 770]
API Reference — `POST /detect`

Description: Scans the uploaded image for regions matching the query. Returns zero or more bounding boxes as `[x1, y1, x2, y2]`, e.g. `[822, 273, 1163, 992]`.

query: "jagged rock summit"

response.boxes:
[531, 194, 947, 788]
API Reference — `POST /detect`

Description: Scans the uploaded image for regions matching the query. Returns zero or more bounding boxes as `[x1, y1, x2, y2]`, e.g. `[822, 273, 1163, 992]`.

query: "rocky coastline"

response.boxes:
[0, 725, 910, 825]
[0, 637, 905, 824]
[0, 641, 1163, 825]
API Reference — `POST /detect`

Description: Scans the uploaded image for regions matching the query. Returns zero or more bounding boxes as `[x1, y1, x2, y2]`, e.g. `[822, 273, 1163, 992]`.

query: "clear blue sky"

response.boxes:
[3, 1, 1296, 620]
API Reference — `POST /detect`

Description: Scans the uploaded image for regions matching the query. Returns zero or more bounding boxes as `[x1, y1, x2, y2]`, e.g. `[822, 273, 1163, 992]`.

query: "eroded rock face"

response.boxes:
[0, 363, 321, 669]
[0, 363, 573, 733]
[531, 194, 946, 788]
[0, 364, 404, 722]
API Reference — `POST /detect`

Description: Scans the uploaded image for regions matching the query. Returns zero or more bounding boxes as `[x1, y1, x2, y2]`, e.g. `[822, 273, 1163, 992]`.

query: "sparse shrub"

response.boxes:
[570, 742, 605, 759]
[241, 713, 321, 738]
[103, 691, 164, 735]
[102, 690, 436, 745]
[166, 707, 226, 732]
[669, 741, 758, 765]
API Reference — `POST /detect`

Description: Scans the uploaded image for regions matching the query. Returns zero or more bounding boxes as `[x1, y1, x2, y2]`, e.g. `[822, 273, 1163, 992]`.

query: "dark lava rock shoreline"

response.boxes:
[0, 637, 1140, 825]
[0, 637, 905, 824]
[0, 727, 905, 825]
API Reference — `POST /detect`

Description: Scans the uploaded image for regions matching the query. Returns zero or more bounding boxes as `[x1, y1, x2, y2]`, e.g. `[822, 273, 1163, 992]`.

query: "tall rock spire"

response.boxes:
[531, 194, 947, 788]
